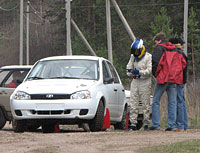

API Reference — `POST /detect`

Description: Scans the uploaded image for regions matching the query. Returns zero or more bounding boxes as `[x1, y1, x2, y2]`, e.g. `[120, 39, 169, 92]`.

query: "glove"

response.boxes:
[132, 69, 139, 75]
[126, 69, 132, 73]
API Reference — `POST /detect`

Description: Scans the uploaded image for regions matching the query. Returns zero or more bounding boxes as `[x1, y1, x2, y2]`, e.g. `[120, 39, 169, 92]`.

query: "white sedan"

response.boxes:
[10, 56, 129, 133]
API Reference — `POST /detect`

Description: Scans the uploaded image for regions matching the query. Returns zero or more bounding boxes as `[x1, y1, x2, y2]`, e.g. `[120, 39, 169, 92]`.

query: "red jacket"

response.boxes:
[154, 42, 187, 84]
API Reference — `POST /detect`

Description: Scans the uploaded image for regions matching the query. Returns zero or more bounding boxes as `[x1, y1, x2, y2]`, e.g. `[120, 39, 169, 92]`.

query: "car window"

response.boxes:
[27, 59, 99, 80]
[0, 70, 10, 86]
[102, 61, 112, 83]
[3, 70, 30, 88]
[106, 62, 120, 83]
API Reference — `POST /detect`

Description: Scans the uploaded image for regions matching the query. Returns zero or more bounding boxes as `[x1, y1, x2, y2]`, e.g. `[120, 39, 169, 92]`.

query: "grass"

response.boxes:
[140, 139, 200, 153]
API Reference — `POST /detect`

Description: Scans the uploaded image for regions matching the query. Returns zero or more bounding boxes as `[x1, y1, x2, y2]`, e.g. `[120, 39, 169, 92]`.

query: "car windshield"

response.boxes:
[27, 59, 99, 80]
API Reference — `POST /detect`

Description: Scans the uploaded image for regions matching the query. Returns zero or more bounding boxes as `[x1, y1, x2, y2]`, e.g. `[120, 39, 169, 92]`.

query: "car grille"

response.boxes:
[30, 110, 71, 115]
[30, 94, 71, 100]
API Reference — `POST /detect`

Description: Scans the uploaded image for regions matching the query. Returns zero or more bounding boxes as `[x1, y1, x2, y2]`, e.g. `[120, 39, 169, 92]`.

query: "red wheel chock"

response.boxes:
[54, 124, 60, 132]
[126, 114, 129, 130]
[102, 108, 111, 130]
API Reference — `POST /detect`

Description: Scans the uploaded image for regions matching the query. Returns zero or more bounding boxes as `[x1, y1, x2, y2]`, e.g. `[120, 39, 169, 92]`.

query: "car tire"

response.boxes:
[114, 108, 128, 130]
[27, 124, 40, 132]
[89, 100, 104, 132]
[12, 119, 26, 133]
[42, 124, 55, 133]
[0, 108, 6, 130]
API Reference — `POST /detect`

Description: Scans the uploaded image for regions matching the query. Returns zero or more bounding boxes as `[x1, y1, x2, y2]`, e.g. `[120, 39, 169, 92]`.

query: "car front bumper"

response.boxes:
[10, 98, 99, 120]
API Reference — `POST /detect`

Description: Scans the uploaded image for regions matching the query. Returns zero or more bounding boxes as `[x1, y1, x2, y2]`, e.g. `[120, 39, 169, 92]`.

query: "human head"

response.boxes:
[153, 32, 167, 45]
[169, 37, 185, 50]
[169, 37, 185, 45]
[12, 71, 21, 80]
[130, 38, 146, 58]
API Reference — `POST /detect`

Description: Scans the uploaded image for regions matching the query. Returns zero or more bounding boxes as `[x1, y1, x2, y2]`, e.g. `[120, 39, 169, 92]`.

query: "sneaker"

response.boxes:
[176, 128, 184, 132]
[144, 125, 149, 131]
[149, 126, 160, 130]
[165, 128, 176, 131]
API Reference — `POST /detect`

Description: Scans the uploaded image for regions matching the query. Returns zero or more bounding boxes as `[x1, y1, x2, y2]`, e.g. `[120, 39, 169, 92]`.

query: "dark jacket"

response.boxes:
[175, 44, 187, 84]
[152, 42, 187, 84]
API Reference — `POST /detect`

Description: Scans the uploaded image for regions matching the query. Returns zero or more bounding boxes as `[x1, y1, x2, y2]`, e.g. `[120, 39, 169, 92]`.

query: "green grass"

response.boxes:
[140, 139, 200, 153]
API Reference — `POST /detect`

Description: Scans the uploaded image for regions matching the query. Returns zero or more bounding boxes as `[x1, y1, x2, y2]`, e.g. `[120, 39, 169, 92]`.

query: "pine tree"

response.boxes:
[188, 7, 200, 82]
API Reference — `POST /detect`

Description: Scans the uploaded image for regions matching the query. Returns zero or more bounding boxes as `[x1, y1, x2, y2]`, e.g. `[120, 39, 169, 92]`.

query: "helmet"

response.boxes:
[130, 39, 145, 58]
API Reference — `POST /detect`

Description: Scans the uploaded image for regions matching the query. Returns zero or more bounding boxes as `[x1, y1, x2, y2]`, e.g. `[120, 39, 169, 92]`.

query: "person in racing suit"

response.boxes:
[126, 39, 152, 130]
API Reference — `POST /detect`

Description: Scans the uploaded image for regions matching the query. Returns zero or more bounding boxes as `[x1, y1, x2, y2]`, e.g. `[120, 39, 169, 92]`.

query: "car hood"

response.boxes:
[17, 79, 97, 94]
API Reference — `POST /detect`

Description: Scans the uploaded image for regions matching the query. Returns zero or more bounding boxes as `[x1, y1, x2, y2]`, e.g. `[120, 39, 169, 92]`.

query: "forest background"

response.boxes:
[0, 0, 200, 128]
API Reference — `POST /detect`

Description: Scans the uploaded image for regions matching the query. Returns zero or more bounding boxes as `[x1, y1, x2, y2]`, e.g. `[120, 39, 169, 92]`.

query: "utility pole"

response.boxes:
[183, 0, 189, 98]
[111, 0, 136, 42]
[183, 0, 188, 56]
[20, 0, 24, 65]
[26, 1, 30, 65]
[106, 0, 113, 64]
[66, 0, 72, 55]
[71, 19, 96, 56]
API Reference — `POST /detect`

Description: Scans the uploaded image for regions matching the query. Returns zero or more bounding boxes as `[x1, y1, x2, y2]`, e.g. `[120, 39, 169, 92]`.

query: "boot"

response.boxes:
[144, 125, 149, 131]
[129, 124, 137, 131]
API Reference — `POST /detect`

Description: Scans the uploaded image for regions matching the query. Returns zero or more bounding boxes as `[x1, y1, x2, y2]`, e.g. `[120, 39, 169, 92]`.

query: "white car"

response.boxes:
[10, 56, 128, 133]
[0, 65, 32, 130]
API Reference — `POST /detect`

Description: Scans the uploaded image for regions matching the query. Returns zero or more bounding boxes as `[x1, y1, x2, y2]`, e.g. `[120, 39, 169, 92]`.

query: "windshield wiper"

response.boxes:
[27, 77, 45, 80]
[49, 76, 80, 79]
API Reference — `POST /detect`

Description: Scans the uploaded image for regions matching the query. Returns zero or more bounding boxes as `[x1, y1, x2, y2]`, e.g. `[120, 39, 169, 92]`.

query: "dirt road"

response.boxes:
[1, 123, 200, 153]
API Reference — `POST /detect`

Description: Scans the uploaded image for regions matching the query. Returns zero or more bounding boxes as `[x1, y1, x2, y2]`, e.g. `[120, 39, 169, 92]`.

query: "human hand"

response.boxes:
[132, 69, 139, 75]
[126, 69, 133, 73]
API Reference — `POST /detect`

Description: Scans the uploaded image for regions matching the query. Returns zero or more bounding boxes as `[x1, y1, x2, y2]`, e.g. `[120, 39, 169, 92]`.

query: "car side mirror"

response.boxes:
[104, 78, 114, 84]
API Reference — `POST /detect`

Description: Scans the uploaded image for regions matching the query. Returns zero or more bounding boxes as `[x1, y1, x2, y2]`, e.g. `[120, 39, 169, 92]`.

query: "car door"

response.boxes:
[0, 69, 29, 115]
[106, 62, 125, 118]
[102, 61, 118, 118]
[0, 70, 14, 115]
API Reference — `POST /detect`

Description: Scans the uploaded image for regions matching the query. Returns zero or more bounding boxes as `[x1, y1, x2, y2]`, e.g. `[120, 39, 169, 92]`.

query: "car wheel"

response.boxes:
[114, 108, 128, 130]
[0, 108, 6, 130]
[27, 124, 40, 132]
[42, 123, 55, 133]
[12, 119, 26, 133]
[89, 100, 104, 132]
[136, 120, 143, 130]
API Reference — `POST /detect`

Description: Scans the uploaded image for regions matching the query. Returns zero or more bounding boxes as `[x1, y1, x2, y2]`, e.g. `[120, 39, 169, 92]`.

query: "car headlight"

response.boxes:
[13, 91, 31, 100]
[71, 90, 91, 99]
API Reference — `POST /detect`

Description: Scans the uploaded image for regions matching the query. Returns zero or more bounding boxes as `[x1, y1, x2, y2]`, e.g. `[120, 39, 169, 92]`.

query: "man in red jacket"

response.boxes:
[150, 32, 187, 131]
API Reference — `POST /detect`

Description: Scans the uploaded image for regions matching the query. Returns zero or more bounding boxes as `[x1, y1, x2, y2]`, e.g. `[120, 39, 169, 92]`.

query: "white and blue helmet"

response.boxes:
[130, 39, 145, 58]
[131, 39, 144, 49]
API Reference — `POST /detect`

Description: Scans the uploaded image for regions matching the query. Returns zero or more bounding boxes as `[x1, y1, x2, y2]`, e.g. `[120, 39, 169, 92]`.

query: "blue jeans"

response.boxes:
[152, 83, 177, 129]
[176, 84, 188, 129]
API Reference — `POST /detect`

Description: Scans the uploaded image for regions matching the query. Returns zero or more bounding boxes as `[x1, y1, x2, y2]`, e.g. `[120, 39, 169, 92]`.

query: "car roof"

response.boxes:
[39, 55, 107, 62]
[0, 65, 32, 70]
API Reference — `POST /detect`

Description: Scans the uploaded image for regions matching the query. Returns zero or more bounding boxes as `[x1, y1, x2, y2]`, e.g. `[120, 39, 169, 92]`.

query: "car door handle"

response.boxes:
[114, 89, 117, 92]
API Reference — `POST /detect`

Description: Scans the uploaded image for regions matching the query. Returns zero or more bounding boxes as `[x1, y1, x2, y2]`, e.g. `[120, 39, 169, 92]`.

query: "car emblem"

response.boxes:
[46, 94, 54, 98]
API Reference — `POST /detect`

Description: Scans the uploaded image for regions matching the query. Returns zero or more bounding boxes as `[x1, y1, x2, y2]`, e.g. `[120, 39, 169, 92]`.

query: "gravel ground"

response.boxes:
[1, 123, 200, 153]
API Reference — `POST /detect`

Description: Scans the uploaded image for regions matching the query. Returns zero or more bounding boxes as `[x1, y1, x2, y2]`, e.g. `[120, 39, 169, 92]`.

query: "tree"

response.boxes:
[146, 7, 176, 54]
[188, 7, 200, 82]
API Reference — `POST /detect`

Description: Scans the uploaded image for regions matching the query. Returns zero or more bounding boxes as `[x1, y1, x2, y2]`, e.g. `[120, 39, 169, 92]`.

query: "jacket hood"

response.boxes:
[157, 42, 176, 50]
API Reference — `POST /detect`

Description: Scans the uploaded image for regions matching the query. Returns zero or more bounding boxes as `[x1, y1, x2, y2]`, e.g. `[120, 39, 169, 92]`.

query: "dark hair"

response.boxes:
[169, 37, 185, 45]
[153, 32, 166, 41]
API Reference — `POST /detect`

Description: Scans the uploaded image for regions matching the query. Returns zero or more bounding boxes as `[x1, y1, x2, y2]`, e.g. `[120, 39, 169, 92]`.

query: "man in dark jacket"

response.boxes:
[150, 32, 187, 131]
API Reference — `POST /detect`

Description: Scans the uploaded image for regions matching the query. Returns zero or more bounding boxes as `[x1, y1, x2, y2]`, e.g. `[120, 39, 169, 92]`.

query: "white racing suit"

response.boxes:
[127, 52, 152, 126]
